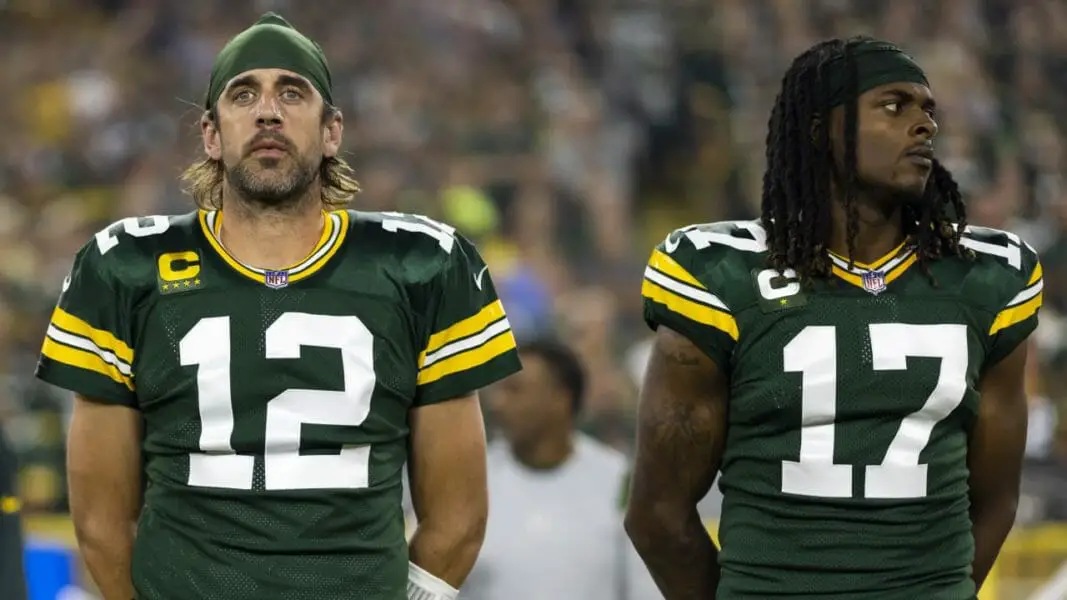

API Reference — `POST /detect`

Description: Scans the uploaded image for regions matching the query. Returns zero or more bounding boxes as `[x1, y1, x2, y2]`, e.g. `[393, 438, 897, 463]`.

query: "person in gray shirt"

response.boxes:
[464, 338, 660, 600]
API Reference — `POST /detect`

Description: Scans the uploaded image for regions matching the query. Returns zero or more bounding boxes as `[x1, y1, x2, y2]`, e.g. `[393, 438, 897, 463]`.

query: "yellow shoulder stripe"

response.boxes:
[648, 250, 706, 288]
[990, 293, 1043, 336]
[642, 279, 739, 340]
[417, 329, 517, 386]
[1028, 261, 1043, 286]
[420, 300, 505, 364]
[41, 337, 135, 390]
[50, 307, 133, 364]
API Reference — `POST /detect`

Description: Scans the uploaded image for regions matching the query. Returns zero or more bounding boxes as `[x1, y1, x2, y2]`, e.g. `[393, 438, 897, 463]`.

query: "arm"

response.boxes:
[407, 392, 489, 588]
[66, 393, 142, 600]
[624, 325, 727, 600]
[969, 341, 1029, 590]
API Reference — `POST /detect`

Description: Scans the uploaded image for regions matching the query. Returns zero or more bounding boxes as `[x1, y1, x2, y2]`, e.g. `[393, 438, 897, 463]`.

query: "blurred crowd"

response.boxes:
[2, 0, 1067, 520]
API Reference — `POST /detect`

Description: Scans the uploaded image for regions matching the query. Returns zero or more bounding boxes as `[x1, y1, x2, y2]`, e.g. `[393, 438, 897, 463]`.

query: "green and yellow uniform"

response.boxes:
[36, 210, 521, 600]
[642, 221, 1041, 599]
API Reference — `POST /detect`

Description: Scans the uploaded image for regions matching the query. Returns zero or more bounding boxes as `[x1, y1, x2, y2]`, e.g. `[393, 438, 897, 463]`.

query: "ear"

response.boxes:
[201, 111, 222, 161]
[810, 114, 823, 145]
[322, 109, 344, 158]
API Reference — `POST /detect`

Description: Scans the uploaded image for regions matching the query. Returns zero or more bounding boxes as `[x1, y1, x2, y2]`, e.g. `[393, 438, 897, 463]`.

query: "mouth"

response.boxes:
[905, 145, 934, 167]
[249, 140, 289, 157]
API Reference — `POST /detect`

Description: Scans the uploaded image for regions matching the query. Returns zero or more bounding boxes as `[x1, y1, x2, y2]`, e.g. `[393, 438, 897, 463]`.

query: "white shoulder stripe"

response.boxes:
[422, 318, 512, 368]
[46, 325, 133, 374]
[1006, 279, 1043, 308]
[644, 267, 730, 312]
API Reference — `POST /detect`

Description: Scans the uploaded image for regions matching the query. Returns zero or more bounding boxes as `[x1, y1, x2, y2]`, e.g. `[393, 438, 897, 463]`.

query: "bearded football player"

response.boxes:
[626, 37, 1038, 599]
[36, 13, 520, 600]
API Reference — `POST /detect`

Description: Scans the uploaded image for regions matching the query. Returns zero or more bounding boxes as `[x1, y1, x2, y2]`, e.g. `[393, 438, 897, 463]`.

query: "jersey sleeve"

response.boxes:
[34, 241, 137, 407]
[414, 234, 522, 406]
[641, 228, 739, 368]
[985, 242, 1043, 368]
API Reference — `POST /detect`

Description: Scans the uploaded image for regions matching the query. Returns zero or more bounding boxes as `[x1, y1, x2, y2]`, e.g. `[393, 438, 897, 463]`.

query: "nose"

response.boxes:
[910, 112, 938, 141]
[254, 97, 283, 129]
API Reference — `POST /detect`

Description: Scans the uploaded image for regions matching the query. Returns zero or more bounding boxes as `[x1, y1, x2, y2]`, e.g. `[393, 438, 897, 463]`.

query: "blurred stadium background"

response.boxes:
[3, 0, 1067, 598]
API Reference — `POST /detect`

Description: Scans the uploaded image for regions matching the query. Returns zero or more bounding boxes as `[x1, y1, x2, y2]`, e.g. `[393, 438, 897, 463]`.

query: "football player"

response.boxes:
[36, 13, 521, 600]
[625, 37, 1038, 600]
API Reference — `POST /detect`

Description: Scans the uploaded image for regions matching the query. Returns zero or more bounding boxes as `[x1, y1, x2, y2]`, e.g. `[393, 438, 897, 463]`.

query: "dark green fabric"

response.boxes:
[205, 12, 333, 109]
[821, 40, 928, 109]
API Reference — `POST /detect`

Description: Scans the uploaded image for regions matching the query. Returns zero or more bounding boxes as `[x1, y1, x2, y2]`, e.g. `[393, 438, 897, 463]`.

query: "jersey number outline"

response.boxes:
[781, 323, 968, 499]
[180, 313, 376, 491]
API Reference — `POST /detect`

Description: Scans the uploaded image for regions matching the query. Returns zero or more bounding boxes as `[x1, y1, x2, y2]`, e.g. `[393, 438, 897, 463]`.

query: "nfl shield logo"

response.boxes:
[861, 270, 887, 295]
[264, 270, 289, 289]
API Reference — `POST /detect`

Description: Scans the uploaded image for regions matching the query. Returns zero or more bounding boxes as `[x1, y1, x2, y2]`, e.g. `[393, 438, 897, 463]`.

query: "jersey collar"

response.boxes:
[826, 238, 918, 291]
[197, 209, 350, 285]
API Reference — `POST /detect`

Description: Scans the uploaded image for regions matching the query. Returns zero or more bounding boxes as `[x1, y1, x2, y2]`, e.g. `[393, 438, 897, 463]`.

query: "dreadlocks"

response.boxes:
[760, 36, 970, 284]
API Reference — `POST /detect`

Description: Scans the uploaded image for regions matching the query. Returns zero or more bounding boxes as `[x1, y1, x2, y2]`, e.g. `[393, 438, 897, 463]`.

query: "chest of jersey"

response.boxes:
[728, 284, 986, 500]
[129, 260, 420, 491]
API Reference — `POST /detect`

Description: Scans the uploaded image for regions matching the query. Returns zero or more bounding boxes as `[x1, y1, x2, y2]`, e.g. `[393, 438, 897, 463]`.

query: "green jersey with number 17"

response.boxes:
[36, 209, 522, 600]
[641, 220, 1041, 600]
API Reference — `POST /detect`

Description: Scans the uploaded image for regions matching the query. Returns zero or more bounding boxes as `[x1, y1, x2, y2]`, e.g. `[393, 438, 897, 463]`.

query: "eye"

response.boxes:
[233, 89, 254, 103]
[883, 101, 901, 114]
[281, 88, 303, 101]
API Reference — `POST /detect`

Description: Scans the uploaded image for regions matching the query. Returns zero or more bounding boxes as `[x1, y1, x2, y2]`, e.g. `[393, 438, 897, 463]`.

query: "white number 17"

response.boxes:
[781, 323, 968, 500]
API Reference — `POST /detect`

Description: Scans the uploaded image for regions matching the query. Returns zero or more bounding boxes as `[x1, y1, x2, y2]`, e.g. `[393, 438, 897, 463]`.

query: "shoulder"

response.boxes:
[346, 210, 463, 255]
[646, 219, 769, 311]
[72, 212, 202, 291]
[955, 224, 1042, 307]
[345, 208, 488, 288]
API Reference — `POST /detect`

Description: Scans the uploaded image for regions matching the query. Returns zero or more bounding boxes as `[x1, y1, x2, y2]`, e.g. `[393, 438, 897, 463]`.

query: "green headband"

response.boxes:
[820, 40, 928, 109]
[205, 12, 333, 110]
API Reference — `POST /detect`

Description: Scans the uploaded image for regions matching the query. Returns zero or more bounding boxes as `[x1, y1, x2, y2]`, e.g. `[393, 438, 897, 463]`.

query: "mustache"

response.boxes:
[245, 133, 293, 155]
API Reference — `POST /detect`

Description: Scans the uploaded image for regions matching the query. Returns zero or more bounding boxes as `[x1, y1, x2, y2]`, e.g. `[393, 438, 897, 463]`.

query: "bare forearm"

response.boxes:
[970, 496, 1018, 589]
[408, 519, 485, 588]
[627, 507, 719, 599]
[75, 522, 136, 600]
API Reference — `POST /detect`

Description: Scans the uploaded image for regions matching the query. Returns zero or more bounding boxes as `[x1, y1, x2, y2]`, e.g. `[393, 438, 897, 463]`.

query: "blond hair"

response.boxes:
[181, 107, 360, 210]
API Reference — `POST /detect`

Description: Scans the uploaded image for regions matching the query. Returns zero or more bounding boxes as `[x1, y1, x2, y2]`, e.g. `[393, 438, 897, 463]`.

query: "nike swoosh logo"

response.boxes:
[474, 265, 489, 290]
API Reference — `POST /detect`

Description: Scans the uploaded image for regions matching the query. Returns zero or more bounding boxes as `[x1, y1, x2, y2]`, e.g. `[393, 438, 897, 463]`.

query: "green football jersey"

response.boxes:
[642, 220, 1042, 600]
[36, 209, 522, 600]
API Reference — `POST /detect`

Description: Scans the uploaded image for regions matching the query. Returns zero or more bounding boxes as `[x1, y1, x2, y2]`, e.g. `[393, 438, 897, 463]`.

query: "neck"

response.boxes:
[510, 426, 574, 471]
[218, 187, 325, 271]
[828, 187, 907, 265]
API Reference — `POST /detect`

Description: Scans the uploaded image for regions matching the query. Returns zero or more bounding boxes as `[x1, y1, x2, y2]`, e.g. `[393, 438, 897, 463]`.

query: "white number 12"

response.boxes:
[180, 312, 376, 491]
[781, 323, 968, 500]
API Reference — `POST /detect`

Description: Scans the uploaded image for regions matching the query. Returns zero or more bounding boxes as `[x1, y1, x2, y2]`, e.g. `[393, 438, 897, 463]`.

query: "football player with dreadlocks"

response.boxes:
[625, 36, 1039, 599]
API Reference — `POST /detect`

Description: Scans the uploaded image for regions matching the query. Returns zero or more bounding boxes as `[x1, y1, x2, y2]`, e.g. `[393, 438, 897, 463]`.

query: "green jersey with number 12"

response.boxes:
[36, 209, 522, 600]
[642, 220, 1041, 600]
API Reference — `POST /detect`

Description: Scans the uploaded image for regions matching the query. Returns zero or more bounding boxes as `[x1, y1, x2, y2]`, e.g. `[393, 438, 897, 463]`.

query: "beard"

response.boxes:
[225, 148, 319, 210]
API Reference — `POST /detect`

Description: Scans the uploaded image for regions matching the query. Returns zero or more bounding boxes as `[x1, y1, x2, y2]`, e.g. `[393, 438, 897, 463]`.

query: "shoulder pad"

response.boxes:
[662, 220, 769, 256]
[959, 224, 1040, 281]
[353, 210, 460, 256]
[654, 220, 768, 310]
[86, 213, 198, 290]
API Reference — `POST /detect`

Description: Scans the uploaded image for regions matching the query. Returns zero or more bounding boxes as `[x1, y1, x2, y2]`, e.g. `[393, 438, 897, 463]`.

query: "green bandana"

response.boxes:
[205, 12, 333, 110]
[820, 40, 928, 109]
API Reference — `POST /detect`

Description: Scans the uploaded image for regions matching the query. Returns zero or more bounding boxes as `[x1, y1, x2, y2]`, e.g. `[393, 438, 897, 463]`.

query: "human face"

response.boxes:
[487, 352, 570, 447]
[202, 68, 343, 208]
[832, 82, 939, 200]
